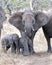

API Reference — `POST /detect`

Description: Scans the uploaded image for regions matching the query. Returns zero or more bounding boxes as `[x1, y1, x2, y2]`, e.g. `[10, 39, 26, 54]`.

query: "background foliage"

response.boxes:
[0, 0, 30, 13]
[0, 0, 52, 13]
[32, 0, 52, 11]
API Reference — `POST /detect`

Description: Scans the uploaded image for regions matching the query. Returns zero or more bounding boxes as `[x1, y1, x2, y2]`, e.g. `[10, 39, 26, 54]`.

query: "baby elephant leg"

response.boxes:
[1, 40, 10, 53]
[22, 42, 30, 56]
[28, 40, 34, 54]
[2, 44, 10, 53]
[11, 42, 16, 53]
[15, 41, 20, 54]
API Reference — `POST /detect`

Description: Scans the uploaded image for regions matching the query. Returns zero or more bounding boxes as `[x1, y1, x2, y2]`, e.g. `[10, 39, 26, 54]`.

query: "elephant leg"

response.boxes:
[6, 45, 10, 51]
[29, 38, 35, 54]
[11, 43, 16, 53]
[29, 43, 35, 54]
[42, 27, 51, 52]
[16, 46, 20, 54]
[30, 32, 36, 53]
[28, 41, 34, 54]
[15, 41, 20, 54]
[22, 42, 30, 56]
[2, 42, 8, 53]
[46, 36, 51, 52]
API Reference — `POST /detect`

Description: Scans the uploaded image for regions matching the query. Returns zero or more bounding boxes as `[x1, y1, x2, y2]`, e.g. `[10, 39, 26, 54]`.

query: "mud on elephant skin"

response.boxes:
[1, 34, 19, 53]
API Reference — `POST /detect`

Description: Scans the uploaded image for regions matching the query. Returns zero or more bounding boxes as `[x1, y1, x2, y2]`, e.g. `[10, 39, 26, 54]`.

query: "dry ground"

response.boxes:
[0, 18, 52, 65]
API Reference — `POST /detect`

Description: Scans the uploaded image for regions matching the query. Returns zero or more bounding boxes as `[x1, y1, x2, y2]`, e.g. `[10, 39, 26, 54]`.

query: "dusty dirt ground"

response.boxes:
[0, 18, 52, 65]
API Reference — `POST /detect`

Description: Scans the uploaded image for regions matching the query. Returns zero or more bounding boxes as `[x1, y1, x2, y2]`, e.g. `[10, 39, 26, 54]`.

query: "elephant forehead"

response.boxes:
[23, 14, 34, 21]
[24, 9, 33, 15]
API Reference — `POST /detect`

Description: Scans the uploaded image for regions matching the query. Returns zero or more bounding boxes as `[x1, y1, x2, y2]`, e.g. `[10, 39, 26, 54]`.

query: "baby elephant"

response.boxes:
[1, 34, 19, 53]
[19, 31, 33, 56]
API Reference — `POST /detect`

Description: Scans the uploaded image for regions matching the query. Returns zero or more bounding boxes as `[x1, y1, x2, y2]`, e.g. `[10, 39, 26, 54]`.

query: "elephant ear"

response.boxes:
[9, 12, 24, 31]
[35, 12, 49, 27]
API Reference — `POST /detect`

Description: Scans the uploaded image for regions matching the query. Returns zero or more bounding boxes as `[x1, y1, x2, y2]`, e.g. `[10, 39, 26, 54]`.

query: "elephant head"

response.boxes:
[22, 10, 49, 39]
[9, 10, 49, 39]
[9, 10, 35, 38]
[22, 10, 35, 38]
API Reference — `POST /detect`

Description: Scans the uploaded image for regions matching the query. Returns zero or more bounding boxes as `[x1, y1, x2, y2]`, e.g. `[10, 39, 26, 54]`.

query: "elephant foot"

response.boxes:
[30, 50, 35, 55]
[23, 51, 30, 56]
[32, 51, 35, 54]
[29, 48, 35, 55]
[47, 49, 52, 53]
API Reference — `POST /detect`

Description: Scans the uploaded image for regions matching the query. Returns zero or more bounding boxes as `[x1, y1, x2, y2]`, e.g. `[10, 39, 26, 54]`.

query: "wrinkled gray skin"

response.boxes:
[9, 12, 24, 32]
[0, 6, 6, 36]
[42, 11, 52, 52]
[9, 10, 49, 54]
[22, 11, 51, 51]
[22, 10, 35, 54]
[19, 31, 33, 56]
[1, 34, 19, 53]
[22, 10, 35, 38]
[9, 10, 35, 54]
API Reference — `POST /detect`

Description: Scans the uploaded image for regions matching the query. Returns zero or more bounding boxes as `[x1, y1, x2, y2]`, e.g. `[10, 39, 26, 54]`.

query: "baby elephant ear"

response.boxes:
[0, 6, 6, 23]
[35, 12, 49, 27]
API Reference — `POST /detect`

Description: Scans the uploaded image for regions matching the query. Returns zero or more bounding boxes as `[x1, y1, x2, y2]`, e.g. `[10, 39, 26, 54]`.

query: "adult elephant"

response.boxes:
[9, 10, 35, 54]
[22, 10, 50, 53]
[0, 6, 6, 36]
[42, 10, 52, 52]
[9, 10, 49, 54]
